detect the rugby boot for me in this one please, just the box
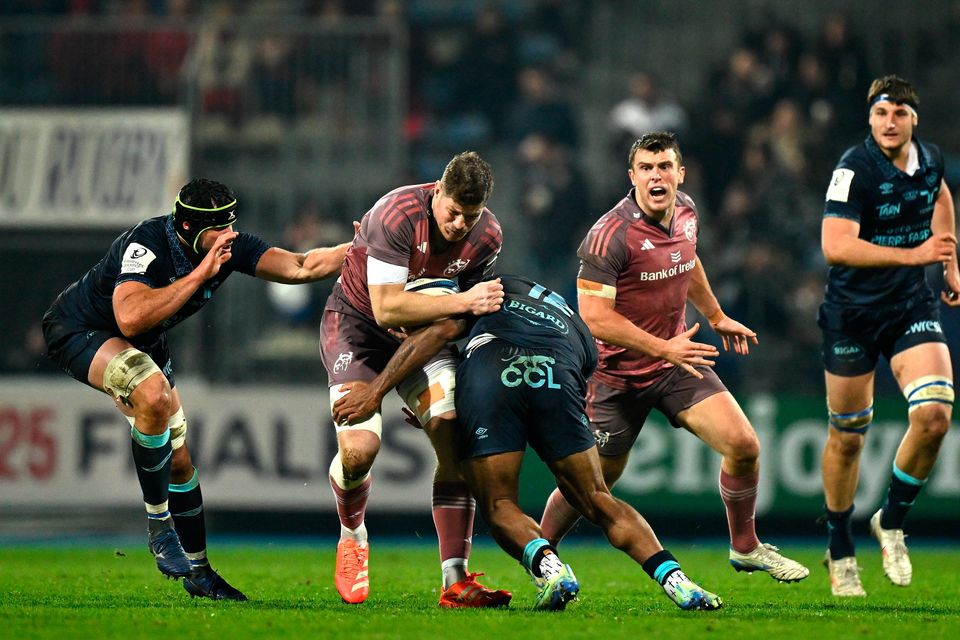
[533,564,579,611]
[729,542,810,582]
[870,509,912,586]
[335,538,369,604]
[183,564,248,600]
[147,518,192,578]
[439,572,512,608]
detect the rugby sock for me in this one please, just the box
[880,463,925,530]
[642,549,681,585]
[826,504,856,560]
[130,426,172,517]
[169,467,208,565]
[719,469,761,553]
[539,488,582,545]
[433,481,475,588]
[522,538,563,579]
[329,453,372,534]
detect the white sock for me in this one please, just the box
[442,558,468,589]
[340,523,368,544]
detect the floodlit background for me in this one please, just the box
[1,0,959,540]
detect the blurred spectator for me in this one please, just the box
[143,0,193,102]
[459,3,518,139]
[608,71,689,153]
[507,66,579,150]
[193,4,251,128]
[515,134,590,289]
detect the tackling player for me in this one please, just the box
[42,178,352,600]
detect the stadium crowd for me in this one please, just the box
[2,0,959,395]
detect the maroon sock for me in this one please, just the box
[330,474,372,531]
[719,468,761,553]
[432,481,475,562]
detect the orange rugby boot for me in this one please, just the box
[438,572,512,608]
[334,538,369,604]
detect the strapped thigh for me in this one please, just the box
[903,375,954,412]
[329,385,383,437]
[396,356,457,426]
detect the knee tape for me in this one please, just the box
[329,385,382,437]
[167,407,187,450]
[828,404,874,434]
[103,348,162,399]
[903,375,954,412]
[396,357,457,426]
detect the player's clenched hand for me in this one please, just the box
[197,230,238,280]
[710,314,759,355]
[942,260,960,307]
[660,323,720,379]
[332,381,382,425]
[462,278,504,315]
[913,232,957,266]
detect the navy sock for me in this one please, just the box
[880,465,925,530]
[130,428,172,508]
[642,549,681,585]
[826,505,856,560]
[169,468,207,558]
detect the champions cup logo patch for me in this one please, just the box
[683,219,697,242]
[443,258,470,276]
[120,243,157,275]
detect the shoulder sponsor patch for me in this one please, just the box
[120,242,157,275]
[825,168,855,203]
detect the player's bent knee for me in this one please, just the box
[909,403,951,440]
[904,375,954,413]
[829,404,874,434]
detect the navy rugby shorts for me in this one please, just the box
[41,307,175,389]
[818,293,945,377]
[455,339,595,462]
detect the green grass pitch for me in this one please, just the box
[2,540,958,639]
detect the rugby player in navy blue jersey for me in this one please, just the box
[42,178,353,600]
[331,275,722,611]
[819,75,958,596]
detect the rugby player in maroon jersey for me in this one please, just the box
[538,132,809,583]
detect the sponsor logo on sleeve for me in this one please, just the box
[120,243,157,275]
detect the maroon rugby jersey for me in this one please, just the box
[338,182,502,317]
[577,188,700,389]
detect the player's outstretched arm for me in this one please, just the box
[686,258,758,354]
[255,224,358,284]
[112,231,236,337]
[578,280,718,378]
[332,319,465,425]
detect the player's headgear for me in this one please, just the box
[173,178,238,253]
[867,75,919,115]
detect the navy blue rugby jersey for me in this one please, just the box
[823,135,945,306]
[48,214,269,347]
[466,275,598,378]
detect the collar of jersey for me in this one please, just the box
[865,134,931,180]
[165,214,196,277]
